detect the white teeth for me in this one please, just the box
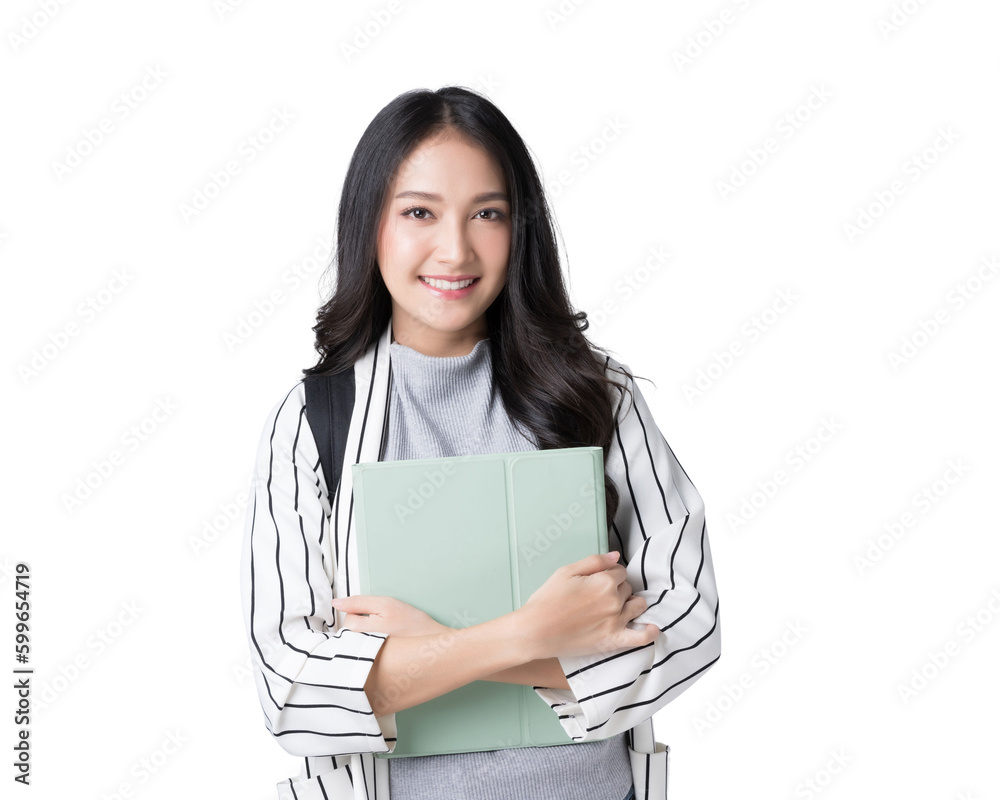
[420,277,476,290]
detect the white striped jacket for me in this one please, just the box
[240,316,722,799]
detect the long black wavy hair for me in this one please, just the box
[302,86,636,524]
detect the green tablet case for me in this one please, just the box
[351,446,611,759]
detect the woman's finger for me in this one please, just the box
[621,593,650,624]
[615,577,633,606]
[332,594,384,614]
[341,612,374,630]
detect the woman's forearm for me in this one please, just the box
[425,622,570,688]
[480,658,571,689]
[364,611,541,716]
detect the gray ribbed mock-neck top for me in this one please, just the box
[383,336,633,800]
[384,337,536,461]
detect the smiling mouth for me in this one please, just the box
[419,276,480,290]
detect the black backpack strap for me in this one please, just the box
[303,369,356,501]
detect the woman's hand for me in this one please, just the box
[333,595,452,638]
[514,550,660,660]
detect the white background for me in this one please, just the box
[3,1,999,798]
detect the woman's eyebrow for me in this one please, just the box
[394,189,509,203]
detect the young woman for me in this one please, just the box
[240,86,721,800]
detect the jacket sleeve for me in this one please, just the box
[239,381,396,757]
[532,358,722,741]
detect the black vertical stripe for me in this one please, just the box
[613,417,648,542]
[273,403,314,657]
[693,520,707,588]
[360,755,370,800]
[343,337,381,598]
[248,491,288,711]
[293,405,318,627]
[666,513,690,592]
[249,385,304,691]
[267,391,294,650]
[636,534,652,592]
[630,382,672,526]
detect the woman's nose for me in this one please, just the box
[435,218,473,264]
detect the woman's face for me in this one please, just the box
[376,129,511,357]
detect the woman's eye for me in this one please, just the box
[401,206,431,219]
[477,208,506,221]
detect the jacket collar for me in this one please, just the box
[333,315,394,598]
[352,314,394,466]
